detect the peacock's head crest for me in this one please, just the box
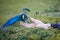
[23,8,30,13]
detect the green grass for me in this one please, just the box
[0,0,60,40]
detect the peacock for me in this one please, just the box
[0,8,30,30]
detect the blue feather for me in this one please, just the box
[2,15,20,28]
[1,8,30,30]
[1,14,28,29]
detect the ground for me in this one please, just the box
[0,0,60,40]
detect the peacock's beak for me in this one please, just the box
[24,20,27,23]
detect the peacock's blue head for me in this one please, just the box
[23,8,30,13]
[21,14,28,22]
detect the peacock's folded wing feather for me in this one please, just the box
[2,15,20,28]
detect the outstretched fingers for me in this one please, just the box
[20,22,35,28]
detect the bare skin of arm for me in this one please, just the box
[20,18,51,30]
[20,22,36,28]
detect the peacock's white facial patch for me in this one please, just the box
[22,15,25,20]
